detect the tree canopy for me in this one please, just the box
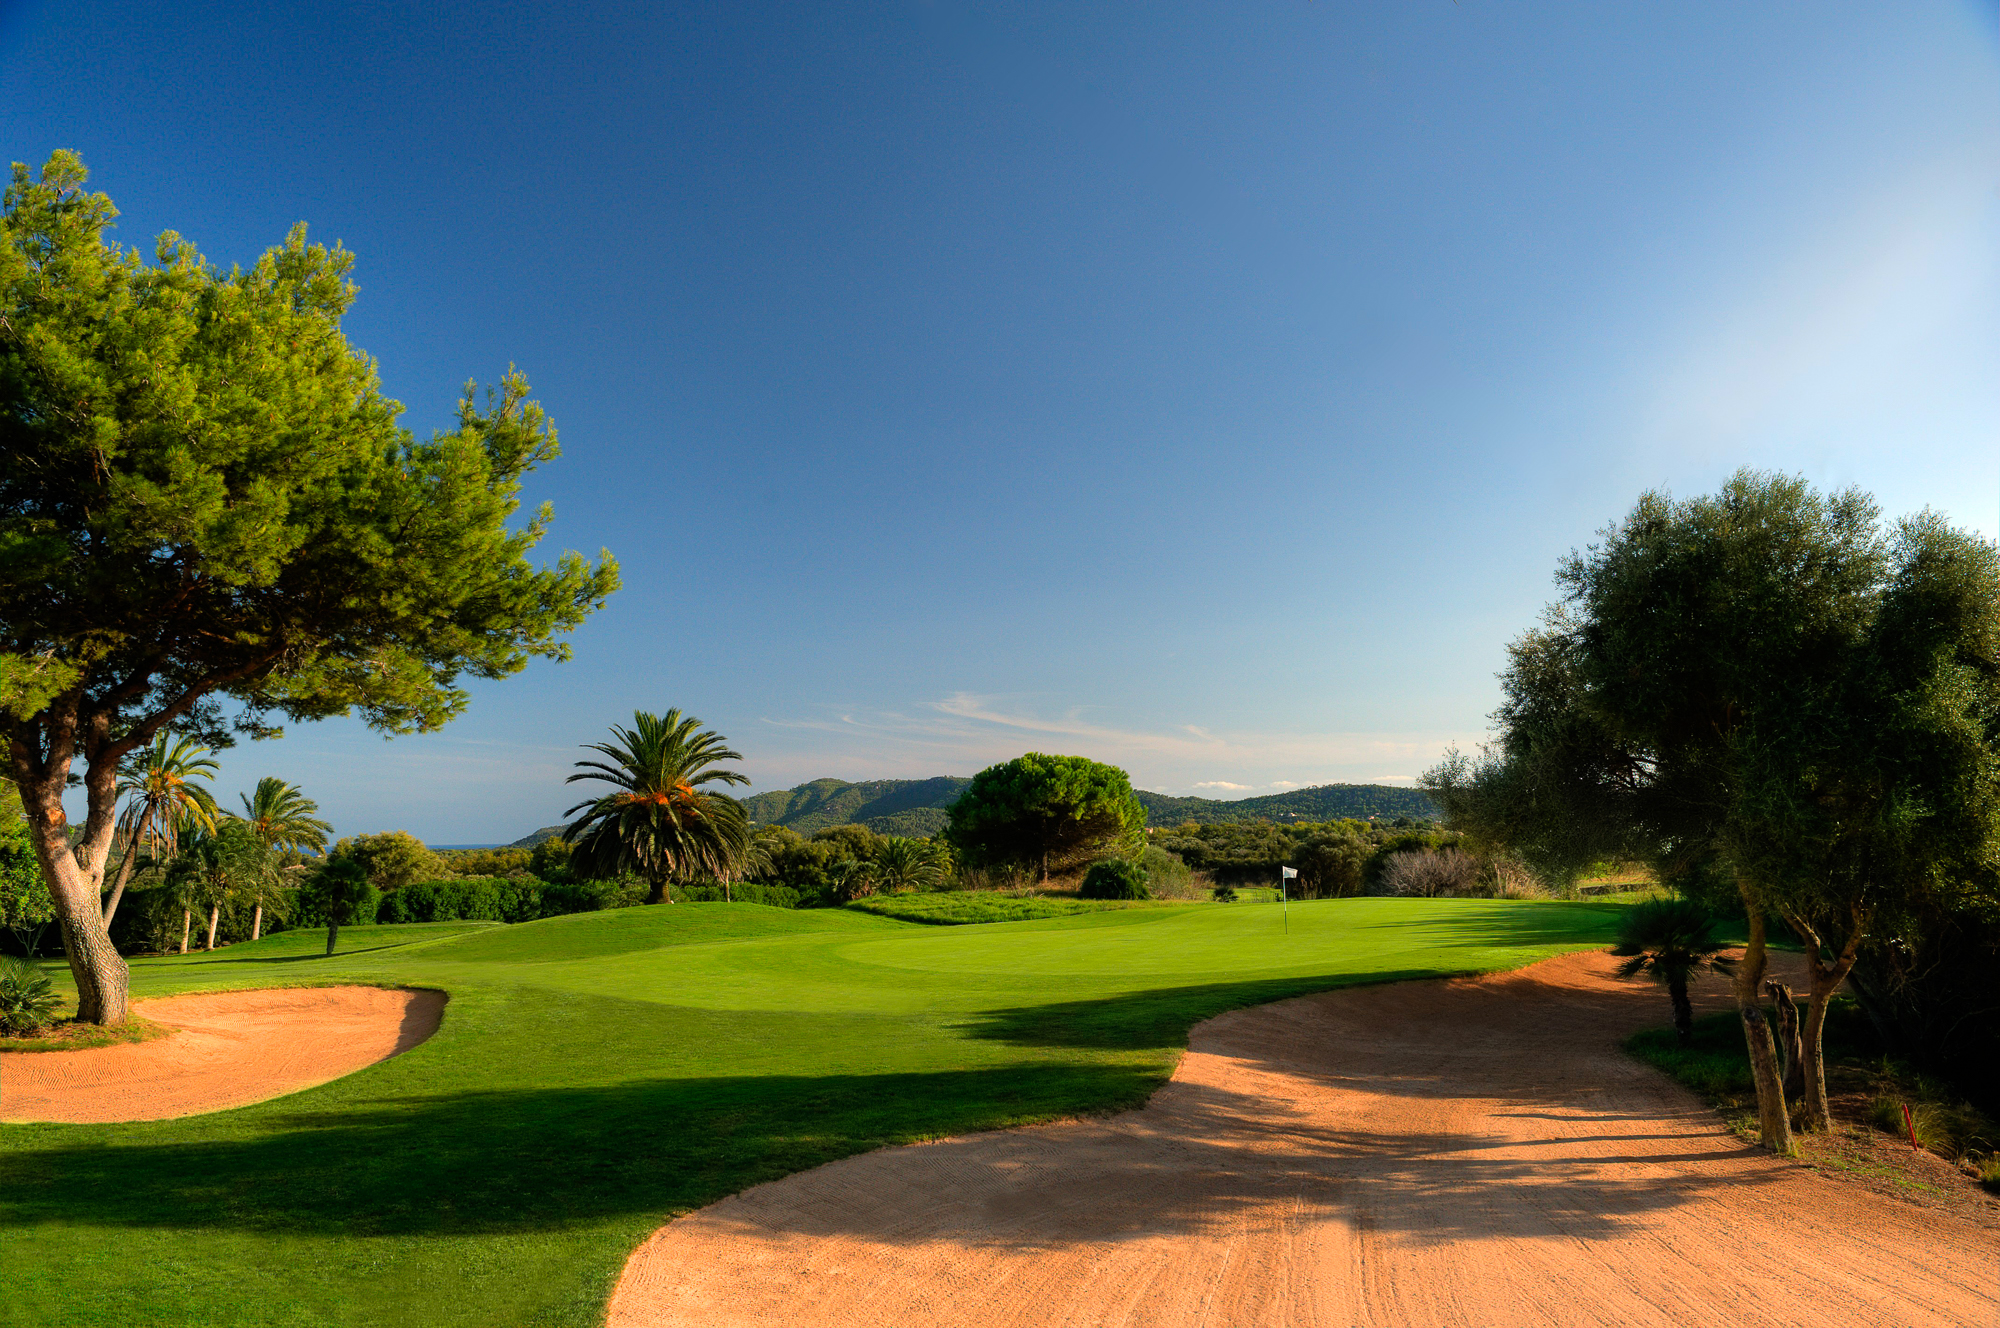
[946,753,1145,880]
[0,151,617,1020]
[1423,471,2000,1149]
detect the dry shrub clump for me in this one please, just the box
[1380,848,1482,898]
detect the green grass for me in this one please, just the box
[2,896,1628,1328]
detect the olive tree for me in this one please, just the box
[1424,473,2000,1150]
[0,153,618,1021]
[946,753,1145,881]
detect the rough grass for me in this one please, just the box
[5,896,1629,1328]
[0,1010,173,1053]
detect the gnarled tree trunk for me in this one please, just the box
[1734,902,1794,1153]
[1787,907,1864,1134]
[1766,980,1804,1100]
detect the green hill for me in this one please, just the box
[739,776,972,835]
[509,777,1435,846]
[1135,784,1437,826]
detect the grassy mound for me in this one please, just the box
[844,891,1152,925]
[5,896,1627,1327]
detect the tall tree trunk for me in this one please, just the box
[1766,981,1805,1100]
[13,745,130,1023]
[180,908,191,954]
[1668,975,1695,1045]
[101,814,149,926]
[326,921,339,956]
[1788,908,1863,1134]
[204,903,219,951]
[646,875,671,905]
[251,902,263,942]
[1733,902,1794,1153]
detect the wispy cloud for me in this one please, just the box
[747,692,1458,795]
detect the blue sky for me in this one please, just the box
[7,1,1998,841]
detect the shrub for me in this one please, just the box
[1379,848,1482,898]
[293,867,382,929]
[1211,885,1238,903]
[1079,857,1151,901]
[1139,845,1199,899]
[0,956,60,1035]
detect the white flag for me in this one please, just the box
[1281,866,1298,879]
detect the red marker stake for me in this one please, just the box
[1902,1102,1921,1151]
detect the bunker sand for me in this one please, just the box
[0,986,444,1123]
[610,950,1996,1327]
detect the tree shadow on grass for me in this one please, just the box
[0,1061,1778,1248]
[0,1063,1162,1239]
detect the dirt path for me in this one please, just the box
[609,951,1998,1328]
[0,986,444,1123]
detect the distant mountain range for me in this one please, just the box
[509,777,1435,846]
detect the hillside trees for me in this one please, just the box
[946,754,1145,881]
[0,152,618,1020]
[562,710,752,904]
[1422,473,2000,1149]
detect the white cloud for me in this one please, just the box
[1194,781,1252,791]
[1268,780,1300,789]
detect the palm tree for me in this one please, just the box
[872,837,947,894]
[102,734,220,927]
[561,710,752,905]
[238,778,332,940]
[1610,897,1738,1045]
[827,856,877,903]
[165,820,269,952]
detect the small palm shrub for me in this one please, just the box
[1610,897,1736,1045]
[0,956,60,1036]
[1079,857,1151,901]
[1211,885,1238,903]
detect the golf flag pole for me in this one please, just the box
[1280,866,1297,935]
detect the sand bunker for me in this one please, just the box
[609,950,1997,1328]
[0,986,444,1123]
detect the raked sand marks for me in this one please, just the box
[609,950,1997,1328]
[0,986,445,1123]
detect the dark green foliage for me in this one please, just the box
[527,837,574,882]
[1079,857,1152,901]
[1152,819,1461,894]
[1211,886,1238,903]
[0,955,58,1034]
[947,754,1146,879]
[377,879,515,925]
[294,861,381,930]
[857,808,951,837]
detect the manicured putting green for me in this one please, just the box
[2,896,1627,1328]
